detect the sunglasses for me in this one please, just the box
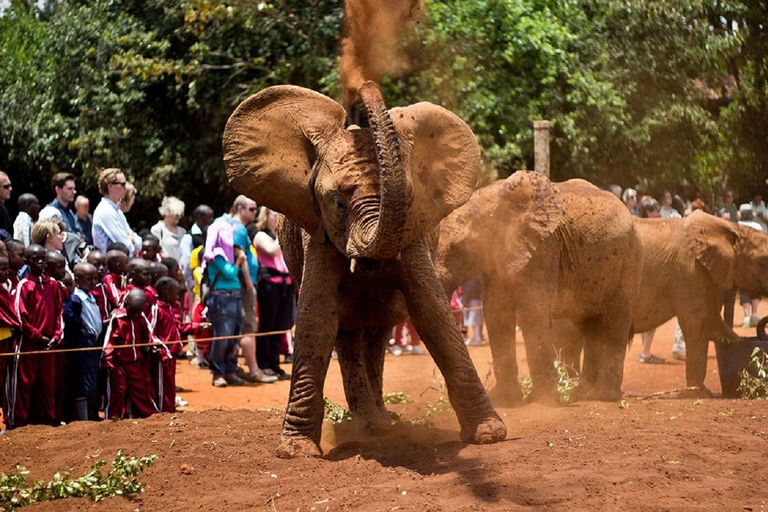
[0,184,11,189]
[248,207,258,212]
[111,181,127,187]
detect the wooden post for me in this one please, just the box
[533,120,550,178]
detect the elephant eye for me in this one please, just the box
[333,195,348,211]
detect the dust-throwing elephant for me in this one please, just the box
[629,211,768,396]
[223,82,506,458]
[435,171,642,405]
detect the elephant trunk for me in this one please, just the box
[346,81,409,260]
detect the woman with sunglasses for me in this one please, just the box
[92,168,141,256]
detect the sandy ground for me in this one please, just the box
[1,311,768,511]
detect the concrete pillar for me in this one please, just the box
[533,120,550,178]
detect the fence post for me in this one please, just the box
[533,120,550,178]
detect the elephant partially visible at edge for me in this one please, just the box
[223,82,506,458]
[435,171,642,405]
[626,211,768,396]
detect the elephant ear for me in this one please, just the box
[684,209,738,289]
[390,103,481,242]
[223,85,347,234]
[497,171,563,274]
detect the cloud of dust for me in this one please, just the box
[340,0,424,105]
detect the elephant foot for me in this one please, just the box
[526,387,561,407]
[275,435,323,459]
[459,414,507,445]
[680,386,713,399]
[354,408,393,436]
[571,384,621,403]
[488,384,525,408]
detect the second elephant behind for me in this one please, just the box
[436,171,642,405]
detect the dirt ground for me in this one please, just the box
[2,309,768,511]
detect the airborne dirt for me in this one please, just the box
[2,313,768,511]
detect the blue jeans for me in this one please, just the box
[208,290,242,376]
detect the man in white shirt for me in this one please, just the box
[749,193,768,232]
[92,168,141,256]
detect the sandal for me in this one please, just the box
[637,354,665,364]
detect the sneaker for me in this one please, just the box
[212,375,228,388]
[224,372,245,386]
[175,396,189,407]
[245,369,278,384]
[751,316,760,328]
[388,345,403,356]
[671,346,686,361]
[743,318,752,329]
[410,345,426,355]
[637,354,665,364]
[277,372,291,381]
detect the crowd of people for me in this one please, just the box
[0,168,297,429]
[609,184,768,364]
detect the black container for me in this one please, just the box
[714,337,768,397]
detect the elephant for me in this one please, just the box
[627,210,768,396]
[222,82,506,458]
[434,171,642,405]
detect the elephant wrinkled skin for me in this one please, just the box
[223,82,506,457]
[630,211,768,396]
[435,171,642,405]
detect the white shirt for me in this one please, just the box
[12,211,34,247]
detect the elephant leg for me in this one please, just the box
[336,327,391,435]
[517,311,560,405]
[483,282,524,407]
[399,241,506,444]
[574,309,629,402]
[276,246,341,459]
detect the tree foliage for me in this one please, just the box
[0,0,766,225]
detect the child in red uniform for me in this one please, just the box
[86,250,111,323]
[125,258,158,326]
[6,239,25,291]
[0,254,21,426]
[46,250,70,423]
[153,277,209,412]
[7,244,63,429]
[103,249,129,311]
[102,289,160,419]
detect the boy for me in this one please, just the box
[104,249,129,311]
[125,258,158,325]
[153,277,209,411]
[149,261,168,286]
[141,235,163,263]
[6,239,26,290]
[0,253,20,425]
[102,289,160,419]
[46,250,70,423]
[86,249,110,323]
[7,244,63,428]
[63,262,102,421]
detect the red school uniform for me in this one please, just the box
[152,300,201,413]
[0,280,21,425]
[7,274,63,428]
[53,280,70,423]
[124,284,158,327]
[103,272,127,311]
[101,308,160,420]
[89,282,111,323]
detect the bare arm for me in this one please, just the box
[253,231,281,256]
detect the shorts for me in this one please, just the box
[740,292,761,305]
[241,285,257,334]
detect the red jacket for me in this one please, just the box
[102,308,166,366]
[154,300,200,357]
[124,284,158,326]
[14,274,63,345]
[103,273,126,310]
[0,281,20,331]
[90,282,111,322]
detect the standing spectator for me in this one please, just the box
[151,196,187,262]
[750,193,768,232]
[461,274,485,346]
[92,168,141,256]
[0,253,20,419]
[253,207,294,380]
[6,244,63,429]
[75,195,93,246]
[606,184,622,200]
[13,193,40,247]
[738,204,763,328]
[637,198,665,364]
[179,204,213,313]
[659,190,681,218]
[622,188,639,217]
[721,189,739,223]
[0,172,14,237]
[47,173,82,238]
[63,262,103,421]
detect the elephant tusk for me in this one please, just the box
[350,257,358,274]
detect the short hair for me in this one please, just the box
[97,168,123,195]
[74,195,89,208]
[106,241,130,255]
[194,204,213,219]
[639,198,660,218]
[158,196,185,217]
[142,234,160,246]
[230,194,253,216]
[161,257,179,274]
[17,193,39,211]
[30,220,61,246]
[5,239,23,253]
[154,276,179,298]
[51,172,76,191]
